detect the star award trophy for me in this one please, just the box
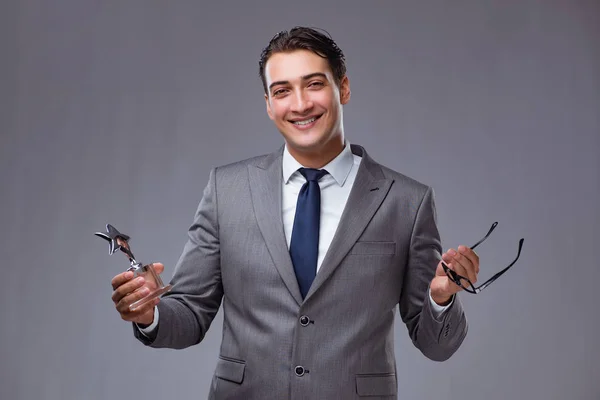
[95,224,172,311]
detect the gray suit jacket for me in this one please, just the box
[134,144,467,399]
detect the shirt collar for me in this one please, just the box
[282,141,354,186]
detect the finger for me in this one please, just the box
[439,260,464,295]
[440,252,460,281]
[119,297,159,322]
[126,296,159,318]
[458,245,480,274]
[436,254,450,276]
[449,249,477,285]
[116,286,152,315]
[442,250,467,276]
[111,271,134,291]
[441,251,453,266]
[444,248,470,284]
[441,249,466,288]
[449,249,476,284]
[112,276,146,304]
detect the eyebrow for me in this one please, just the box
[268,72,328,91]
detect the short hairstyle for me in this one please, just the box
[259,26,347,94]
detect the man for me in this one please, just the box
[111,27,479,399]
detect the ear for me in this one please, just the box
[339,75,351,105]
[265,94,275,120]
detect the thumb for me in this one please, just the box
[149,262,165,274]
[435,260,447,277]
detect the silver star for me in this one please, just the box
[94,224,130,255]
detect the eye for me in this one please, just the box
[273,88,288,97]
[308,81,324,88]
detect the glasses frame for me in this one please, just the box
[441,222,524,294]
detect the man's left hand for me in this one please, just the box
[430,245,480,306]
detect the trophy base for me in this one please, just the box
[129,284,172,311]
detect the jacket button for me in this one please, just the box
[299,315,310,326]
[294,366,305,376]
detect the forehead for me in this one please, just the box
[264,49,332,85]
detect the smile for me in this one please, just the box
[289,115,322,129]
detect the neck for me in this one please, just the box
[287,137,345,169]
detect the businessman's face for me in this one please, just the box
[264,50,350,159]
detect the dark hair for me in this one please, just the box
[259,26,347,94]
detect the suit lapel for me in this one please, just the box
[305,145,393,301]
[248,146,303,305]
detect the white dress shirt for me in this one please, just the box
[139,142,450,335]
[282,141,360,271]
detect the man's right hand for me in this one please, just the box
[111,263,164,326]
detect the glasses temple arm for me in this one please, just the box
[470,221,498,251]
[476,238,525,291]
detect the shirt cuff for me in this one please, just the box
[429,288,453,316]
[136,306,159,337]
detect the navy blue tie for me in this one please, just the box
[290,168,329,299]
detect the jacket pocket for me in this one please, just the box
[355,373,396,397]
[350,241,396,255]
[215,356,246,384]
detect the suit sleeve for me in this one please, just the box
[133,167,223,349]
[398,186,468,361]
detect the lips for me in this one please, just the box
[289,114,322,130]
[292,116,317,125]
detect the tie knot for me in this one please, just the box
[299,168,328,182]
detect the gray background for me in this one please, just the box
[1,1,598,399]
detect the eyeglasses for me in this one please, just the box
[441,222,524,294]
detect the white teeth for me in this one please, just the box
[293,117,316,125]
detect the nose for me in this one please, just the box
[290,90,313,113]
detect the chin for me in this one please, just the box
[285,134,328,152]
